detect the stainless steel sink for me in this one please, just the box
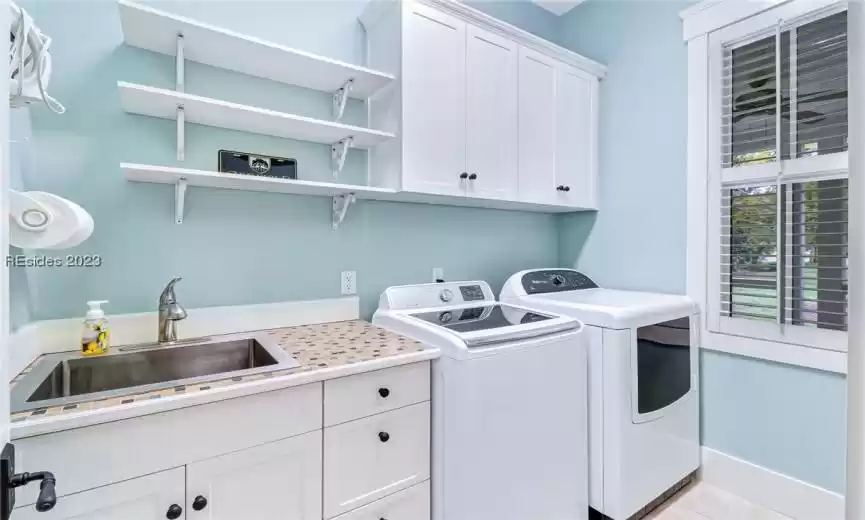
[11,333,299,413]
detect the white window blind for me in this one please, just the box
[717,9,848,334]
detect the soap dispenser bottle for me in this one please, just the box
[82,300,110,356]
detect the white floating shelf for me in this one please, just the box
[118,0,394,99]
[118,82,395,149]
[122,163,400,199]
[123,163,587,226]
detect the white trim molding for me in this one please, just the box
[680,0,795,41]
[701,447,845,520]
[702,331,847,374]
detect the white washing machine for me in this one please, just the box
[373,281,589,520]
[501,269,699,520]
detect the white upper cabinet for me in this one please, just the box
[402,4,467,196]
[518,48,558,205]
[555,63,599,209]
[465,25,519,201]
[362,0,605,211]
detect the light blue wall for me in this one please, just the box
[557,0,848,493]
[466,0,562,43]
[15,0,561,322]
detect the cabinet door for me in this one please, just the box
[556,63,599,209]
[13,468,185,520]
[323,402,430,518]
[465,25,518,200]
[402,3,467,196]
[517,47,558,204]
[186,431,322,520]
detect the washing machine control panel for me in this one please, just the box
[381,281,495,310]
[522,269,597,294]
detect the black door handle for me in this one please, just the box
[166,504,183,519]
[193,495,208,511]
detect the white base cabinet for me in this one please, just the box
[186,432,323,520]
[12,468,185,520]
[13,362,432,520]
[362,0,604,210]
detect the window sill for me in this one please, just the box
[702,331,847,374]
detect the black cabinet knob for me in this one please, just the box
[166,504,183,519]
[378,387,390,398]
[459,172,468,179]
[565,186,571,192]
[468,173,478,180]
[193,495,208,511]
[557,185,566,191]
[379,431,390,443]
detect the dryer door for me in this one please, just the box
[629,317,693,423]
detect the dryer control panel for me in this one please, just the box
[521,269,598,294]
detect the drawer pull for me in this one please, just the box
[166,504,183,519]
[378,431,390,443]
[378,387,390,398]
[193,495,208,511]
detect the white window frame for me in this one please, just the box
[683,0,849,374]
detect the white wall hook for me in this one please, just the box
[332,78,354,121]
[10,189,52,232]
[175,178,188,224]
[331,136,353,178]
[332,193,356,230]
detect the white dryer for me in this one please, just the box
[501,269,699,520]
[374,281,589,520]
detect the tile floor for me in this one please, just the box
[643,482,791,520]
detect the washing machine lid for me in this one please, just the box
[501,269,696,329]
[405,303,577,347]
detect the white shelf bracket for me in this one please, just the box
[176,105,185,161]
[330,136,353,178]
[332,193,356,230]
[175,177,188,224]
[176,33,185,92]
[332,78,354,121]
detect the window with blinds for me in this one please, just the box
[718,9,848,334]
[722,11,847,167]
[721,179,848,331]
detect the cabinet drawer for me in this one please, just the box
[323,402,431,518]
[333,481,430,520]
[324,362,430,426]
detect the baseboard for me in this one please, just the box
[700,447,844,520]
[8,296,360,381]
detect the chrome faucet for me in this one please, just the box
[158,277,187,343]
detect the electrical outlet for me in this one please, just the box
[433,268,444,282]
[341,271,356,295]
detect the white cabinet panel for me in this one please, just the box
[323,402,431,518]
[186,431,322,520]
[556,64,599,209]
[332,481,430,520]
[402,3,466,196]
[518,48,558,204]
[13,468,185,520]
[324,362,430,427]
[465,25,518,200]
